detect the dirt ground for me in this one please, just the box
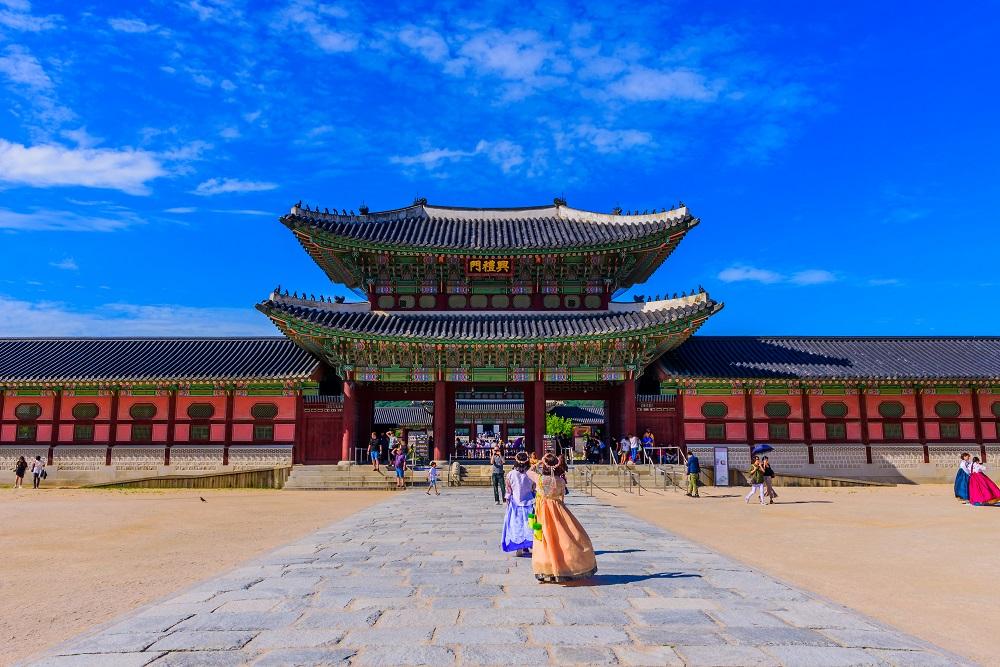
[0,488,389,666]
[599,483,998,665]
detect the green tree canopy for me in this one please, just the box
[545,413,573,437]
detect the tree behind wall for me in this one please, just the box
[546,413,573,438]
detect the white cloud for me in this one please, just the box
[60,127,102,148]
[474,139,524,173]
[0,0,58,31]
[108,17,157,33]
[0,140,166,195]
[718,265,838,286]
[280,0,359,53]
[193,177,279,196]
[0,207,133,231]
[574,124,653,154]
[389,147,474,169]
[210,209,273,216]
[164,207,197,214]
[717,265,783,284]
[391,140,526,173]
[790,269,836,285]
[868,278,902,287]
[0,44,52,89]
[0,296,275,336]
[220,79,237,92]
[219,126,241,139]
[398,25,449,63]
[50,257,78,270]
[456,29,557,80]
[609,67,719,102]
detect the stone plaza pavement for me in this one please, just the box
[34,490,965,667]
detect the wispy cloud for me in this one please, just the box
[0,44,52,89]
[164,207,197,214]
[0,207,135,232]
[390,140,526,173]
[718,265,837,286]
[0,0,59,31]
[193,177,279,196]
[608,67,719,102]
[278,0,359,53]
[0,295,275,336]
[0,140,166,194]
[50,257,78,270]
[868,278,902,287]
[108,17,158,33]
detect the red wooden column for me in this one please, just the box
[858,386,873,464]
[293,391,304,465]
[622,376,637,438]
[222,389,234,466]
[675,390,686,455]
[341,381,357,462]
[801,388,814,464]
[532,379,545,456]
[165,388,177,465]
[433,380,447,460]
[49,389,63,464]
[914,386,929,463]
[106,389,120,466]
[744,388,756,457]
[970,387,986,461]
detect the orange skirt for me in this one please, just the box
[531,497,598,582]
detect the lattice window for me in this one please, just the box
[825,422,846,440]
[253,424,275,442]
[189,424,211,442]
[992,402,1000,418]
[16,424,37,441]
[764,401,791,418]
[72,403,99,419]
[705,423,726,440]
[129,403,157,419]
[14,403,41,420]
[701,402,728,418]
[187,403,215,419]
[821,401,848,418]
[883,422,903,439]
[73,424,95,441]
[768,422,789,440]
[251,403,279,419]
[939,422,960,439]
[131,424,153,441]
[878,401,905,418]
[934,401,961,418]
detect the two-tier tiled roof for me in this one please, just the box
[282,200,695,251]
[655,336,1000,381]
[257,293,721,342]
[550,404,606,424]
[0,338,320,385]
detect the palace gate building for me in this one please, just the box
[2,199,999,484]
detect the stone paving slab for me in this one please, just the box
[32,490,968,666]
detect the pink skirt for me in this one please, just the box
[969,472,1000,506]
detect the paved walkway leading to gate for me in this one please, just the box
[35,491,963,667]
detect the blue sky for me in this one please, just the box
[0,1,997,336]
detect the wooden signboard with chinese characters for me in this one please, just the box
[466,258,512,276]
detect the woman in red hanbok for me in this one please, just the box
[968,457,1000,506]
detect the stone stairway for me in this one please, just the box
[284,464,426,490]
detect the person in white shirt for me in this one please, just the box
[30,456,45,489]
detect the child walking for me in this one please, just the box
[426,461,440,495]
[501,452,535,556]
[529,454,598,583]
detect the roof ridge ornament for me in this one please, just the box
[553,197,567,207]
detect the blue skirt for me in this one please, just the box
[955,470,970,500]
[501,501,535,552]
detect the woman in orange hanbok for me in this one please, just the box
[528,454,598,583]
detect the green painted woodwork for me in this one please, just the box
[821,384,846,395]
[763,385,790,395]
[11,389,45,396]
[877,386,904,395]
[128,389,159,396]
[247,388,286,396]
[72,388,100,396]
[932,384,964,394]
[695,385,733,396]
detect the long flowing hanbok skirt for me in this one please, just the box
[954,470,970,500]
[532,497,598,582]
[501,502,535,552]
[969,472,1000,506]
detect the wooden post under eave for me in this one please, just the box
[433,380,447,460]
[914,386,929,463]
[165,388,177,466]
[342,381,357,462]
[801,388,814,464]
[533,379,545,457]
[744,389,755,456]
[50,389,62,465]
[622,376,637,439]
[293,391,304,465]
[107,389,120,466]
[970,387,986,462]
[858,386,872,464]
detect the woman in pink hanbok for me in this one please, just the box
[968,457,1000,506]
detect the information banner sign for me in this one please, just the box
[713,447,729,487]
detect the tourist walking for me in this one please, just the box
[30,455,45,489]
[368,431,381,471]
[968,457,1000,506]
[629,433,641,463]
[954,452,972,502]
[426,461,440,495]
[393,447,407,489]
[686,451,700,497]
[529,454,598,583]
[745,456,766,505]
[501,452,535,556]
[761,456,777,504]
[618,436,629,465]
[12,455,27,489]
[490,446,505,505]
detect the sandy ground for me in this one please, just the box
[0,488,390,666]
[599,483,998,665]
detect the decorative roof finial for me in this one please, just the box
[612,206,622,215]
[324,207,329,214]
[698,284,705,293]
[334,295,345,304]
[294,200,302,209]
[553,196,567,207]
[341,209,347,215]
[359,202,369,215]
[413,196,427,206]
